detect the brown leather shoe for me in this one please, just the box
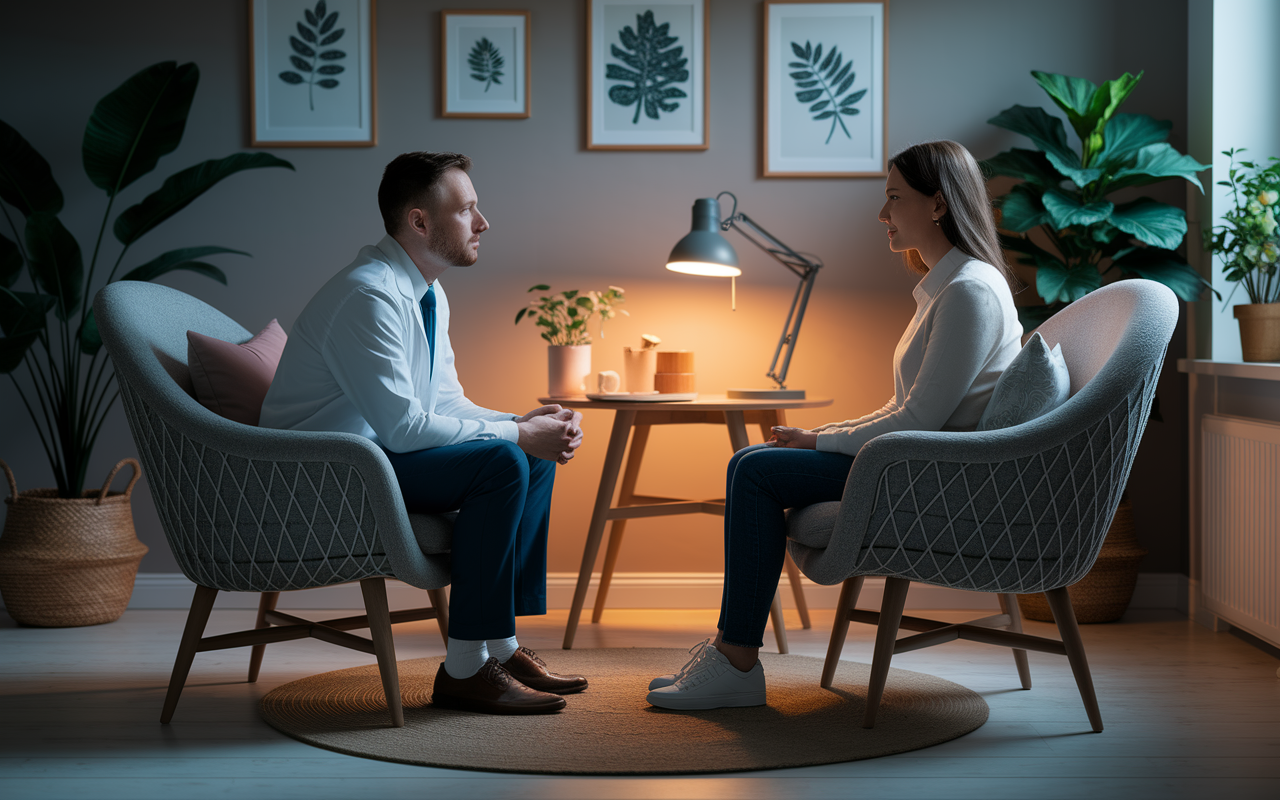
[502,646,589,695]
[431,657,566,714]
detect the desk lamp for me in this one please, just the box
[666,192,822,399]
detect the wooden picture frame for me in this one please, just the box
[441,10,531,118]
[587,0,708,150]
[763,1,886,177]
[250,0,377,147]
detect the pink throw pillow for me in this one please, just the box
[187,319,287,426]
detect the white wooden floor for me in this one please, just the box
[2,604,1279,800]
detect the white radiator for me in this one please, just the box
[1201,414,1280,647]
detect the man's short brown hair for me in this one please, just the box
[377,152,472,235]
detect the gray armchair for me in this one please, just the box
[95,281,455,727]
[785,279,1179,732]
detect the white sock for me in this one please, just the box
[444,638,489,679]
[487,636,519,663]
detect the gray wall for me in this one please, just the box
[0,0,1192,577]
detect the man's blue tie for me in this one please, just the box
[420,283,436,377]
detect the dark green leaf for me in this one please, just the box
[841,89,866,105]
[835,73,856,96]
[82,61,198,197]
[996,185,1051,232]
[78,308,101,356]
[607,11,689,123]
[790,71,814,80]
[814,111,836,120]
[1095,113,1171,168]
[316,1,327,20]
[279,72,304,84]
[1031,71,1099,140]
[0,232,20,287]
[515,307,527,324]
[788,61,809,69]
[791,42,806,60]
[796,89,823,103]
[981,148,1062,186]
[317,65,344,75]
[1108,143,1211,193]
[290,36,316,57]
[290,56,313,73]
[1109,199,1188,249]
[297,22,317,43]
[113,153,294,246]
[117,246,244,283]
[796,80,819,88]
[840,108,859,116]
[0,120,63,216]
[831,61,852,86]
[24,214,82,320]
[987,104,1099,185]
[0,333,37,373]
[1112,248,1210,301]
[810,100,830,113]
[1036,260,1101,304]
[317,79,339,89]
[1042,188,1114,229]
[529,284,550,291]
[320,28,344,46]
[0,288,54,337]
[305,8,318,26]
[320,11,338,34]
[819,47,834,72]
[319,50,346,60]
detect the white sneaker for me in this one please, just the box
[646,644,766,710]
[648,637,712,690]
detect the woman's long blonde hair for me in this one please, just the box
[890,140,1016,286]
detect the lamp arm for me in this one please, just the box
[716,198,822,390]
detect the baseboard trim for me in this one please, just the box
[0,571,1190,613]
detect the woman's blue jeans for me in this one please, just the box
[717,444,855,649]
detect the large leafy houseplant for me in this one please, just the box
[984,70,1213,328]
[0,61,293,497]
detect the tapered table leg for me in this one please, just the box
[593,424,651,623]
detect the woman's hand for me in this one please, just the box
[768,426,819,449]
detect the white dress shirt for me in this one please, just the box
[814,247,1023,457]
[260,234,519,452]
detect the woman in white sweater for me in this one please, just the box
[647,140,1024,710]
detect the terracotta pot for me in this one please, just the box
[0,459,148,627]
[1017,496,1147,624]
[1234,302,1280,362]
[547,344,591,398]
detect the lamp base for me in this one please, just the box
[727,388,806,400]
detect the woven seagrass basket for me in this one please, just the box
[0,458,148,627]
[1017,496,1147,624]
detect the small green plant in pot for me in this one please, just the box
[1203,148,1280,361]
[983,70,1213,330]
[515,285,627,397]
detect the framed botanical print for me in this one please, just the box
[763,1,886,176]
[441,10,531,118]
[587,0,708,150]
[250,0,378,146]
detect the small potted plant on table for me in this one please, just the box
[515,285,626,397]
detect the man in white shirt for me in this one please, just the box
[261,152,587,714]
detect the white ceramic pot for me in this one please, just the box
[547,345,591,397]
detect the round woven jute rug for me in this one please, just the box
[260,648,987,775]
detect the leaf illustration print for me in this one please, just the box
[278,0,347,111]
[605,10,689,124]
[468,37,505,92]
[788,41,867,144]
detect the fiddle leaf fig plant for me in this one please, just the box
[515,285,627,346]
[984,70,1214,328]
[0,61,294,496]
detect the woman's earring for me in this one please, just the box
[933,217,940,226]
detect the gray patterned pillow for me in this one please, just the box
[977,332,1070,431]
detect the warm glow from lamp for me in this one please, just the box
[665,261,742,277]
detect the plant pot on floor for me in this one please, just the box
[1234,303,1280,362]
[0,458,148,627]
[1017,496,1147,624]
[547,344,591,398]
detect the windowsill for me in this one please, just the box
[1177,359,1280,381]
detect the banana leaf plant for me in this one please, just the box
[0,61,293,497]
[983,70,1215,329]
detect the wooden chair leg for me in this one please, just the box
[822,576,864,689]
[863,577,910,729]
[427,588,449,646]
[247,591,279,683]
[998,592,1032,690]
[360,578,404,728]
[769,590,789,654]
[783,553,811,630]
[161,584,218,724]
[1044,586,1103,732]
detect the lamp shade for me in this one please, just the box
[666,198,742,277]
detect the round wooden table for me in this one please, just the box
[540,394,833,650]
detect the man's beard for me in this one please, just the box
[427,227,477,267]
